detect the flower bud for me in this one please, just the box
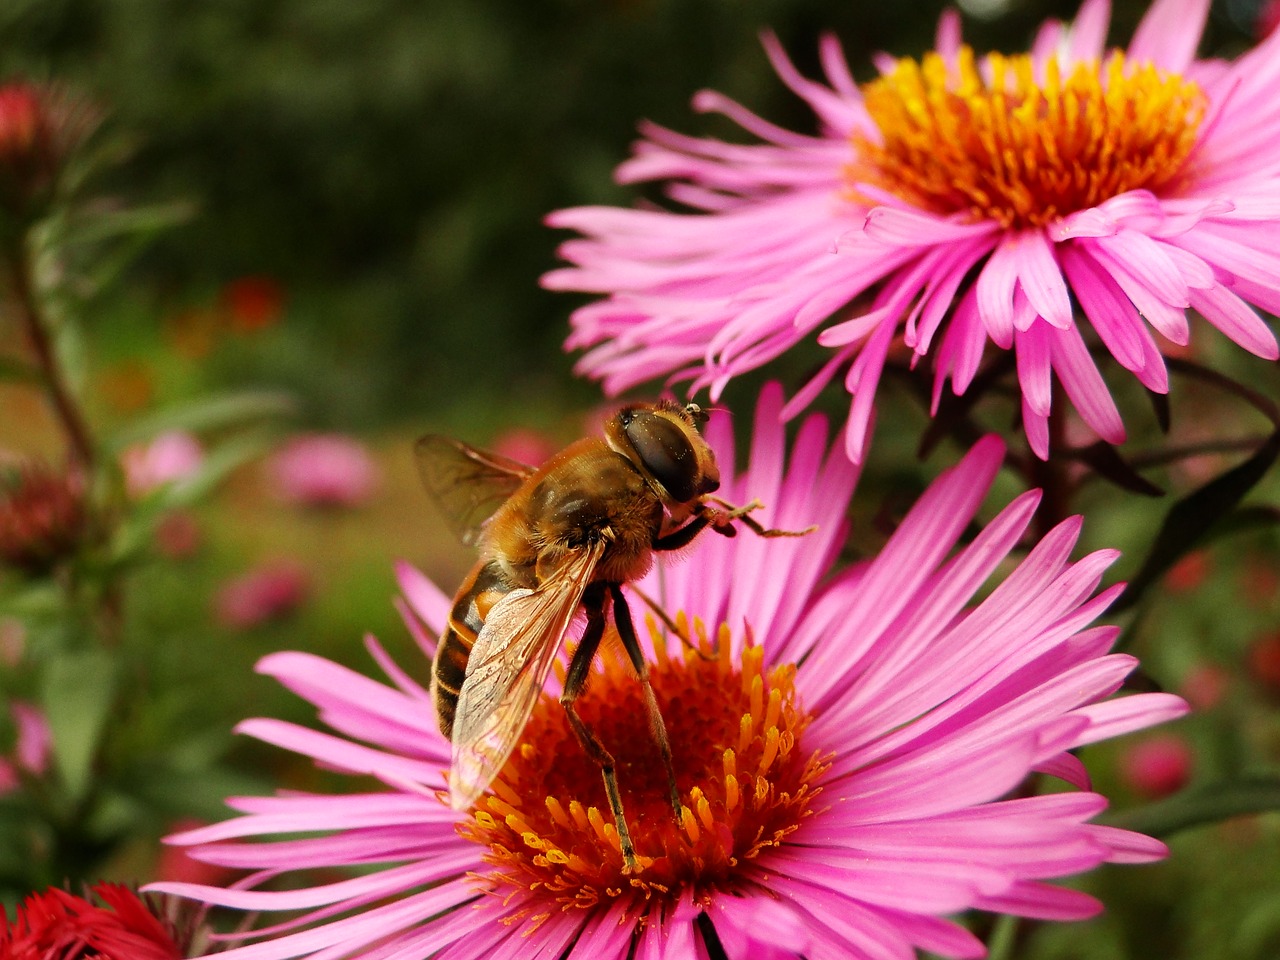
[0,461,86,575]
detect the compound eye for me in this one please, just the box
[624,411,700,503]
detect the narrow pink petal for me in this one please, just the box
[816,304,893,347]
[769,880,918,960]
[769,849,1010,914]
[976,239,1019,348]
[1049,322,1126,444]
[975,882,1103,921]
[1095,231,1189,307]
[1014,230,1073,328]
[709,895,812,956]
[933,286,987,404]
[1060,244,1162,382]
[1036,752,1092,789]
[236,718,444,787]
[861,206,999,246]
[935,8,963,58]
[1071,692,1190,746]
[1015,323,1053,417]
[1023,395,1050,460]
[1126,0,1210,72]
[1188,284,1280,359]
[395,561,452,634]
[1090,825,1169,863]
[1068,0,1112,65]
[842,318,895,462]
[781,345,854,420]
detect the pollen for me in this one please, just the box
[458,615,824,917]
[847,47,1206,229]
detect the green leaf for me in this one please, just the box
[1105,776,1280,838]
[41,650,118,801]
[985,915,1020,960]
[1075,441,1164,497]
[108,390,297,446]
[1113,430,1280,612]
[62,201,196,248]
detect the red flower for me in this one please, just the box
[221,276,285,333]
[0,883,182,960]
[0,81,95,222]
[0,461,85,575]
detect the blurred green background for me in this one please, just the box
[3,0,1280,957]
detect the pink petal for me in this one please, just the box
[1126,0,1211,73]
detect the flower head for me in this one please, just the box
[0,460,86,575]
[122,431,205,498]
[150,385,1185,959]
[214,560,310,631]
[0,81,95,224]
[545,0,1280,460]
[0,882,184,960]
[268,434,379,509]
[1119,733,1193,799]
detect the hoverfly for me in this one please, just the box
[417,400,812,871]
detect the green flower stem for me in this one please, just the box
[1104,777,1280,838]
[5,239,97,473]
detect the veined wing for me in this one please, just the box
[448,539,606,810]
[415,434,535,546]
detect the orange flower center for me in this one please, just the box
[847,47,1206,229]
[458,618,824,929]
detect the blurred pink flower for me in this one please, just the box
[0,700,51,797]
[214,560,310,630]
[153,387,1184,959]
[122,431,204,497]
[10,701,50,775]
[1179,662,1229,711]
[268,434,378,509]
[545,0,1280,460]
[1120,734,1193,798]
[1246,631,1280,699]
[153,510,202,559]
[491,426,558,467]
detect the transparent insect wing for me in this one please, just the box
[448,541,605,809]
[415,434,534,545]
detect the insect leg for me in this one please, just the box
[703,497,817,538]
[610,584,683,822]
[560,583,640,872]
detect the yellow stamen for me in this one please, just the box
[457,618,825,912]
[848,47,1206,228]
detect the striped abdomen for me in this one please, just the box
[432,560,515,739]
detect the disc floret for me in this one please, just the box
[459,616,824,923]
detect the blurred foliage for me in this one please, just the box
[0,0,1265,429]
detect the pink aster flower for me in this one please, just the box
[214,560,310,631]
[268,434,379,509]
[122,431,205,498]
[150,385,1186,959]
[1119,734,1193,799]
[545,0,1280,460]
